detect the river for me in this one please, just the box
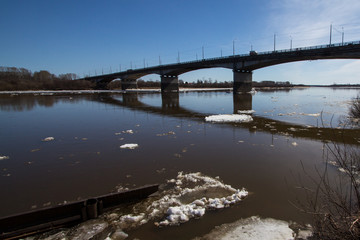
[0,87,359,239]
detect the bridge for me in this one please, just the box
[79,41,360,93]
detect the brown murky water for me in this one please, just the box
[0,88,359,239]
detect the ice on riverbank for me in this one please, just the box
[120,143,138,149]
[194,216,303,240]
[205,114,253,123]
[30,172,248,240]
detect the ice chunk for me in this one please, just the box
[205,114,253,123]
[120,143,139,149]
[291,142,298,146]
[122,130,134,134]
[0,156,9,160]
[42,137,54,141]
[41,172,248,239]
[300,113,320,117]
[237,110,255,114]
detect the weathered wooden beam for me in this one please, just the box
[0,184,158,239]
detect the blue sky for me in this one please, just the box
[1,0,360,85]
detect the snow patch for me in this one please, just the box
[120,143,139,149]
[0,156,9,160]
[205,114,253,123]
[195,216,295,240]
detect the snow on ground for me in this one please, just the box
[194,216,297,240]
[205,114,253,123]
[119,143,139,149]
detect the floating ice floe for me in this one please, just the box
[300,113,321,117]
[42,137,54,142]
[237,110,255,114]
[122,129,134,134]
[248,88,257,94]
[0,156,9,160]
[205,114,253,123]
[120,143,139,149]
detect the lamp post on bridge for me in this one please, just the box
[330,24,332,45]
[233,40,235,56]
[273,33,276,51]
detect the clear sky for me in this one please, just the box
[1,0,360,85]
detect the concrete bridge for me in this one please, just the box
[79,41,360,93]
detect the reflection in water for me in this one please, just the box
[233,93,252,113]
[122,92,140,105]
[162,92,179,110]
[0,94,89,112]
[96,93,360,146]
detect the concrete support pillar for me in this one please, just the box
[233,70,252,94]
[161,75,179,92]
[121,79,138,90]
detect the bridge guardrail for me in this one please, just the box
[81,40,360,79]
[158,40,360,67]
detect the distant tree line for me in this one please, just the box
[0,67,94,91]
[0,67,295,91]
[252,81,293,88]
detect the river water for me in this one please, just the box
[0,87,359,239]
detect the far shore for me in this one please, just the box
[1,85,360,95]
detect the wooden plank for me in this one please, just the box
[0,184,158,239]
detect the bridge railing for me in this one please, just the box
[82,40,360,79]
[159,40,360,67]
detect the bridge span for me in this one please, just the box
[79,41,360,93]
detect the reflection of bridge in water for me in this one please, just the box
[95,92,360,145]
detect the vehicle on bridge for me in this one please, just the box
[249,50,258,56]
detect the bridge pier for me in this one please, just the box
[233,70,252,94]
[121,79,138,90]
[161,75,179,92]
